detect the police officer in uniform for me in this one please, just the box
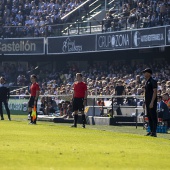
[143,68,157,137]
[0,77,11,120]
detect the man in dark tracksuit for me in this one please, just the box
[143,68,157,137]
[0,77,11,120]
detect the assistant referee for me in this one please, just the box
[71,73,87,128]
[28,74,40,124]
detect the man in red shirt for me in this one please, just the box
[71,73,87,128]
[28,74,40,124]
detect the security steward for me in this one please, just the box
[143,68,157,137]
[71,73,87,128]
[0,77,11,121]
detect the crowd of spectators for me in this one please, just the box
[1,59,170,116]
[1,59,170,121]
[1,0,170,37]
[103,0,170,32]
[0,0,88,37]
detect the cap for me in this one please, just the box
[142,68,152,74]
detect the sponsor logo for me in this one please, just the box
[167,29,170,43]
[7,103,23,111]
[98,34,130,49]
[0,41,36,52]
[133,31,164,47]
[62,38,82,53]
[133,31,141,47]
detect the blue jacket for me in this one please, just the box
[158,100,170,121]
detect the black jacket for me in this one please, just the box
[158,100,170,121]
[0,84,10,101]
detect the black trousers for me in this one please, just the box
[0,100,10,118]
[28,96,38,123]
[146,106,157,133]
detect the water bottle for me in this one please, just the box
[147,126,150,132]
[163,126,167,133]
[157,126,160,133]
[165,126,167,133]
[160,126,163,133]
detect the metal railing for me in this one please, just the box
[61,0,91,21]
[8,94,144,127]
[1,16,168,39]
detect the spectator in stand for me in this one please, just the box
[157,95,170,127]
[0,0,87,37]
[162,92,170,109]
[103,11,113,32]
[66,103,73,118]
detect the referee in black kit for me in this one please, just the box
[143,68,157,137]
[0,77,11,121]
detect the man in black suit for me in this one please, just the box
[0,77,11,120]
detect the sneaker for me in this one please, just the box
[1,117,4,120]
[70,124,77,128]
[82,124,85,128]
[145,132,152,136]
[28,122,33,125]
[151,133,157,137]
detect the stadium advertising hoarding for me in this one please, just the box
[48,26,166,54]
[96,31,131,51]
[47,34,96,54]
[0,38,45,55]
[132,27,165,48]
[1,26,168,55]
[166,26,170,46]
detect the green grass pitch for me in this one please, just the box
[0,115,170,170]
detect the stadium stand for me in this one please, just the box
[1,0,170,37]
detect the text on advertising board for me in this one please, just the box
[62,38,82,52]
[0,41,36,52]
[97,33,130,49]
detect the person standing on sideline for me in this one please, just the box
[115,80,125,115]
[0,77,11,120]
[28,74,40,124]
[143,68,157,137]
[71,73,87,128]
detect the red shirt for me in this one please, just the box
[164,98,170,108]
[73,81,87,98]
[30,82,40,96]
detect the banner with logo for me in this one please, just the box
[132,27,165,48]
[166,26,170,45]
[47,35,96,54]
[96,31,131,51]
[0,38,45,55]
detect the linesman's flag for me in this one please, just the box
[31,106,37,121]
